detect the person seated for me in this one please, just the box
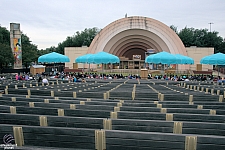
[74,77,81,82]
[184,78,189,82]
[25,74,29,80]
[73,76,77,82]
[38,76,42,82]
[81,78,86,83]
[69,75,73,82]
[29,75,35,80]
[42,77,48,84]
[0,76,5,80]
[18,76,21,80]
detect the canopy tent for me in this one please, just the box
[38,52,70,63]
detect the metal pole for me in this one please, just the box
[218,66,220,77]
[102,63,104,79]
[144,52,146,69]
[209,22,214,32]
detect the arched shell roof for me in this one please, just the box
[87,16,186,56]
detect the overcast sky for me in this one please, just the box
[0,0,224,49]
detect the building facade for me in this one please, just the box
[65,16,214,72]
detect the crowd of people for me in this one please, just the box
[149,74,215,82]
[8,71,223,83]
[47,71,219,82]
[49,72,129,80]
[15,73,35,81]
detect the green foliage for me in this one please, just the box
[0,26,10,45]
[217,40,225,53]
[178,27,195,47]
[21,34,38,68]
[37,49,50,56]
[169,25,178,34]
[55,27,100,54]
[0,26,14,69]
[0,43,14,68]
[171,25,224,53]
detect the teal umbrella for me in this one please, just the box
[145,51,181,64]
[200,53,225,76]
[175,54,194,64]
[75,54,93,63]
[87,51,120,64]
[86,51,120,78]
[75,54,94,72]
[75,55,85,63]
[200,53,225,65]
[38,52,70,63]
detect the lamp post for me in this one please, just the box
[209,22,214,32]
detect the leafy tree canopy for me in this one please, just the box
[0,26,10,45]
[170,25,224,53]
[55,27,100,54]
[0,26,14,69]
[0,43,14,69]
[21,34,38,68]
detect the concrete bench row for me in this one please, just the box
[1,99,225,115]
[1,113,225,136]
[1,124,224,150]
[1,94,225,114]
[1,105,225,123]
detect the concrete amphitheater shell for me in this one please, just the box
[87,16,187,59]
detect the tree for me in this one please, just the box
[178,27,195,47]
[176,26,224,53]
[0,26,10,45]
[0,43,14,70]
[0,26,14,71]
[170,25,178,34]
[21,34,38,68]
[55,27,100,54]
[203,31,223,53]
[37,49,49,56]
[217,41,225,53]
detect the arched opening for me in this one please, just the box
[87,16,187,70]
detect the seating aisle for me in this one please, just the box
[0,78,225,149]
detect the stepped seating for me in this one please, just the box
[1,113,225,136]
[0,78,225,149]
[0,124,95,149]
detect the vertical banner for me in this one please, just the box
[13,38,22,67]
